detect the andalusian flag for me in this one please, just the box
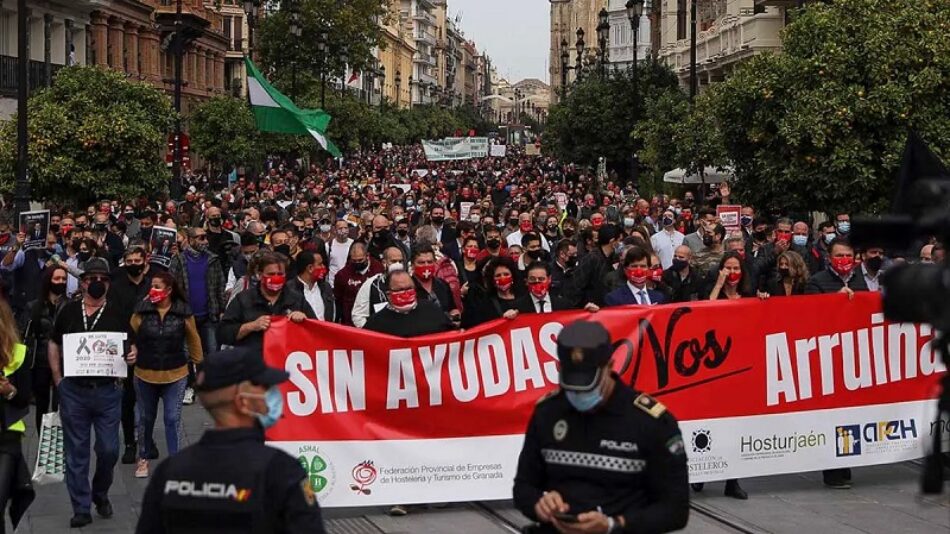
[244,57,342,158]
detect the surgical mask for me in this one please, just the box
[792,234,808,247]
[823,233,836,244]
[623,217,636,228]
[470,215,481,224]
[255,386,284,429]
[319,224,332,233]
[566,388,604,412]
[837,222,851,234]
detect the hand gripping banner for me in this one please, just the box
[263,293,947,507]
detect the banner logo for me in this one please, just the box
[739,431,827,461]
[296,446,336,498]
[554,420,568,442]
[350,460,377,495]
[692,429,712,453]
[835,425,861,457]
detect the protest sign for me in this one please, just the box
[459,202,474,221]
[62,332,128,378]
[19,210,49,251]
[264,294,944,507]
[717,205,742,232]
[422,138,490,161]
[149,226,177,269]
[490,145,507,158]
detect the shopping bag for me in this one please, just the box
[31,411,65,485]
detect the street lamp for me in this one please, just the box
[408,75,413,108]
[597,8,610,76]
[575,28,585,78]
[317,30,328,107]
[243,0,259,56]
[394,69,401,107]
[378,64,385,107]
[559,38,570,89]
[626,0,645,194]
[15,0,28,218]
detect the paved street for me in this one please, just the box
[13,402,949,533]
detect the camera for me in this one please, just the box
[851,132,950,494]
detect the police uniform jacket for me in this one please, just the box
[513,378,689,534]
[136,426,326,534]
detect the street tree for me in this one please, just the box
[0,66,175,204]
[708,0,949,213]
[189,96,259,174]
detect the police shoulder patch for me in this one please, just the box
[536,388,561,405]
[634,394,667,418]
[300,479,317,507]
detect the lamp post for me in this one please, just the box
[317,30,328,108]
[378,64,385,107]
[408,75,413,108]
[15,0,29,218]
[559,38,570,90]
[575,28,585,79]
[690,0,697,101]
[243,0,258,57]
[288,2,301,101]
[394,69,401,107]
[626,0,645,191]
[170,0,185,199]
[596,8,610,77]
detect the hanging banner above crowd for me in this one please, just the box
[263,294,945,507]
[422,137,490,161]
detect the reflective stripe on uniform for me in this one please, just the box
[4,344,26,433]
[541,448,646,474]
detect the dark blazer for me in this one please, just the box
[604,286,668,307]
[286,277,336,322]
[514,294,573,314]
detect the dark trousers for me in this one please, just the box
[823,468,853,484]
[58,379,122,515]
[122,366,135,446]
[31,366,58,433]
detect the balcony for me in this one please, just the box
[413,10,436,27]
[415,32,436,46]
[417,71,438,87]
[0,55,65,96]
[413,53,436,67]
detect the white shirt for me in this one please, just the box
[533,294,552,313]
[650,229,685,269]
[298,277,326,320]
[626,282,652,305]
[351,273,385,328]
[506,231,551,251]
[862,264,881,292]
[326,238,353,288]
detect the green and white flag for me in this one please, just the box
[245,57,342,158]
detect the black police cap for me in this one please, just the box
[196,347,289,392]
[557,320,612,392]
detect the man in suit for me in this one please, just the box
[429,205,456,250]
[516,262,572,314]
[605,246,668,306]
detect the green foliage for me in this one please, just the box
[546,63,679,171]
[705,0,949,213]
[257,0,387,95]
[0,66,175,204]
[189,96,258,170]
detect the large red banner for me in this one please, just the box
[264,293,942,442]
[262,293,946,506]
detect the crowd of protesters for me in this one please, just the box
[0,143,940,526]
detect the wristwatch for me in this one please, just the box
[605,516,620,533]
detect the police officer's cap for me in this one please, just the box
[557,320,612,392]
[196,347,289,391]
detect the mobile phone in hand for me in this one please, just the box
[554,512,579,524]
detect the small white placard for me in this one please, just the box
[62,332,128,378]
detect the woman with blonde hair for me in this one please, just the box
[761,250,810,298]
[0,298,35,530]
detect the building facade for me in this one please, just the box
[606,0,650,70]
[656,0,785,90]
[379,0,415,107]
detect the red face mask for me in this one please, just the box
[262,274,286,292]
[414,264,437,280]
[831,256,855,276]
[652,267,664,283]
[464,247,480,260]
[510,253,521,264]
[528,279,551,299]
[389,288,417,310]
[147,288,170,304]
[591,218,604,229]
[495,274,514,292]
[60,224,73,236]
[625,267,650,285]
[519,221,534,233]
[726,272,742,286]
[311,265,328,281]
[736,250,747,260]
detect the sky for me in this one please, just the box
[448,0,550,84]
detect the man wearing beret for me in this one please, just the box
[513,320,689,533]
[136,348,326,533]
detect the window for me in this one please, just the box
[677,0,687,40]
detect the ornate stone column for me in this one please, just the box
[108,17,125,70]
[90,13,109,67]
[125,23,139,77]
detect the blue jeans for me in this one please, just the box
[134,376,187,459]
[190,317,218,386]
[58,378,122,515]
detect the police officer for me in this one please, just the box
[136,348,326,533]
[513,320,689,534]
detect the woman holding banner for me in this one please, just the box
[461,256,523,328]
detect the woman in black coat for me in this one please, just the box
[21,266,69,432]
[461,256,524,328]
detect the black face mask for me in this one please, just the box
[397,229,408,238]
[49,224,60,235]
[126,264,145,277]
[274,244,291,257]
[702,234,714,247]
[562,229,575,238]
[208,218,222,228]
[752,230,767,242]
[86,280,107,299]
[565,257,578,269]
[865,256,884,272]
[486,238,501,249]
[431,216,444,225]
[508,218,518,227]
[351,260,368,272]
[778,267,791,278]
[77,251,92,263]
[526,249,543,260]
[140,227,153,241]
[50,282,67,296]
[373,230,389,241]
